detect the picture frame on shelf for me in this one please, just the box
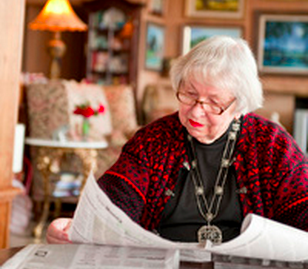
[149,0,165,16]
[257,14,308,75]
[182,25,243,54]
[185,0,244,19]
[145,22,165,71]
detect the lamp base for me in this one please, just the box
[48,32,66,79]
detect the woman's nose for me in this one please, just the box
[190,101,206,117]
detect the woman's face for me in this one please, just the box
[178,79,239,144]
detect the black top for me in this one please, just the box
[157,128,243,243]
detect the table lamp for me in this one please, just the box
[28,0,87,79]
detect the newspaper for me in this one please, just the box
[68,172,308,263]
[1,244,179,269]
[69,172,207,262]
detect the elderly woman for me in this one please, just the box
[47,36,308,245]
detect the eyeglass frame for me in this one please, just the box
[176,91,236,115]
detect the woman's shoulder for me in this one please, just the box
[240,112,302,154]
[242,112,286,135]
[122,112,186,160]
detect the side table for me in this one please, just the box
[25,138,108,239]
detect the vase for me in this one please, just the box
[82,118,90,141]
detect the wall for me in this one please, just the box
[137,0,308,132]
[23,0,308,132]
[23,0,143,81]
[246,1,308,132]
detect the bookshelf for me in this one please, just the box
[84,0,143,86]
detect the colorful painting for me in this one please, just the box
[258,14,308,74]
[182,25,242,54]
[185,0,244,19]
[145,23,165,71]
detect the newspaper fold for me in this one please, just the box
[69,172,308,262]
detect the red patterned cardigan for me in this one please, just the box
[98,112,308,232]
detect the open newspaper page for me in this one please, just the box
[1,244,180,269]
[68,172,208,262]
[68,172,198,249]
[69,172,308,262]
[206,214,308,262]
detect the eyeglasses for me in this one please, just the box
[176,91,236,115]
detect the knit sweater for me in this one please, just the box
[98,112,308,232]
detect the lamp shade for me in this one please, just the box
[28,0,87,32]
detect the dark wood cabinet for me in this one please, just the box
[84,0,143,86]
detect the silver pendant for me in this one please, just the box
[198,225,222,245]
[195,187,204,195]
[205,212,213,222]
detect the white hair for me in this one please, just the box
[170,36,263,114]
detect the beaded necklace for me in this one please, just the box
[187,118,241,245]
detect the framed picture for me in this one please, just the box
[149,0,165,16]
[257,14,308,74]
[182,25,243,54]
[185,0,244,19]
[145,22,165,71]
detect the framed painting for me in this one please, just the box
[185,0,244,19]
[149,0,165,16]
[257,14,308,74]
[145,22,165,71]
[182,25,243,54]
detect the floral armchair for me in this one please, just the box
[25,79,139,201]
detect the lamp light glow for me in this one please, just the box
[28,0,87,78]
[29,0,87,32]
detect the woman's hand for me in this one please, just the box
[46,218,72,244]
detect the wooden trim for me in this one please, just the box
[0,0,26,249]
[0,188,23,203]
[262,75,308,97]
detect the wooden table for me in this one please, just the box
[0,247,22,265]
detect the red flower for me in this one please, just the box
[73,103,105,118]
[82,107,95,118]
[73,107,83,115]
[97,104,105,114]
